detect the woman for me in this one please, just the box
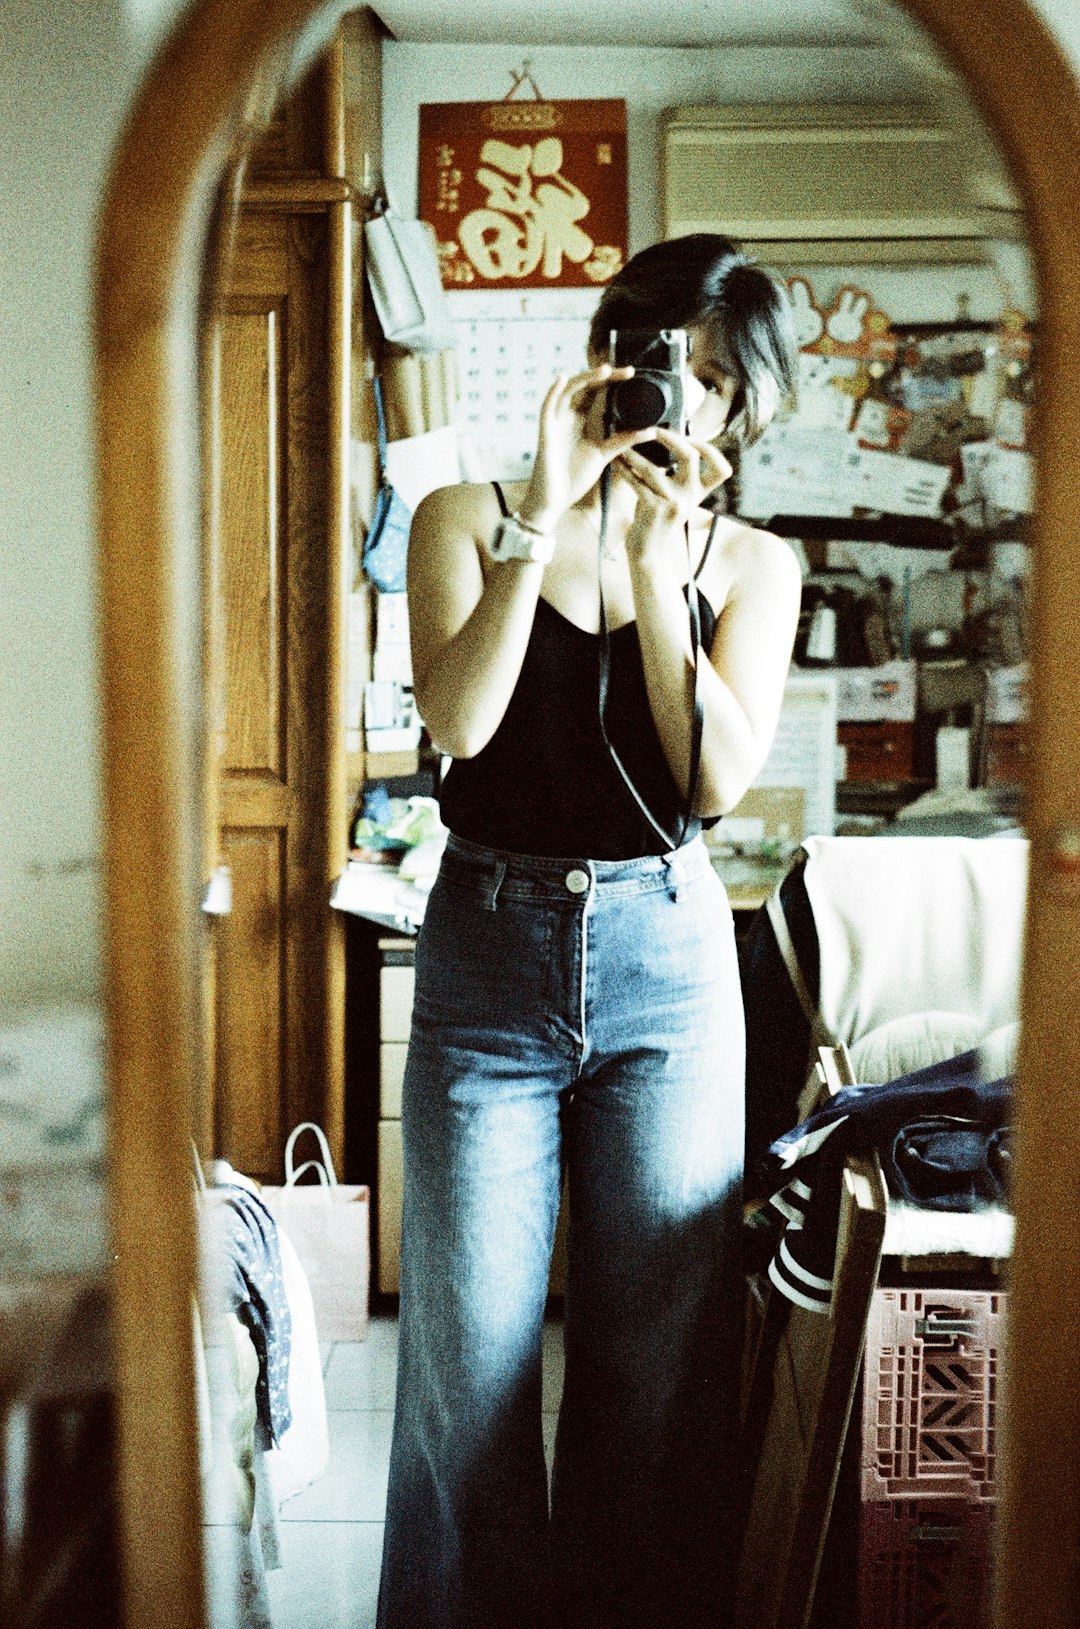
[377,235,801,1629]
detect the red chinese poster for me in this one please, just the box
[418,99,628,290]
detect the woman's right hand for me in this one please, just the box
[518,365,651,532]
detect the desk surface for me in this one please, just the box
[335,853,779,932]
[711,855,785,913]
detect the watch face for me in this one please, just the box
[492,518,522,558]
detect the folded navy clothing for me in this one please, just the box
[757,1048,1012,1314]
[212,1183,293,1445]
[888,1119,1011,1210]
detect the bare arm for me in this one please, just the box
[619,432,802,814]
[407,483,544,760]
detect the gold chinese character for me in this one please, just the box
[597,143,612,165]
[457,137,594,281]
[583,245,623,284]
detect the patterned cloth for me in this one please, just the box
[212,1182,293,1445]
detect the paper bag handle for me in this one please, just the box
[289,1159,332,1187]
[284,1121,339,1186]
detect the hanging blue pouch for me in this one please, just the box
[363,378,412,593]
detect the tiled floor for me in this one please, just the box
[254,1314,566,1629]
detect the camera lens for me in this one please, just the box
[610,374,672,431]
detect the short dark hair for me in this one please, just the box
[588,234,797,444]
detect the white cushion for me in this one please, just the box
[800,835,1027,1045]
[847,1010,984,1084]
[978,1021,1020,1080]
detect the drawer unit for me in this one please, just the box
[856,1285,1005,1629]
[380,964,415,1041]
[380,1041,408,1118]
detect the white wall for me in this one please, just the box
[382,43,921,252]
[382,40,1036,324]
[0,0,186,1011]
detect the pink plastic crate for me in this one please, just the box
[861,1287,1005,1504]
[858,1498,994,1629]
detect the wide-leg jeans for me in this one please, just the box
[376,834,746,1629]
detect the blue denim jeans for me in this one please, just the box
[376,834,745,1629]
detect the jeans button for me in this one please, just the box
[565,868,590,895]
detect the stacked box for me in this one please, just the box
[857,1287,1005,1629]
[859,1501,995,1629]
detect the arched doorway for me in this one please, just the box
[95,2,1080,1625]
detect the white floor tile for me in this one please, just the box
[542,1409,558,1476]
[542,1317,565,1412]
[265,1521,384,1629]
[281,1411,394,1523]
[324,1319,399,1411]
[233,1313,567,1620]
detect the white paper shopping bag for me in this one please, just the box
[260,1123,370,1341]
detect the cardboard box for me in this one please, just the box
[838,721,915,782]
[836,660,917,723]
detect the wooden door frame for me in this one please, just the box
[95,2,1080,1625]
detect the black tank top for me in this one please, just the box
[439,487,719,860]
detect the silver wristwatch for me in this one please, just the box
[486,510,556,565]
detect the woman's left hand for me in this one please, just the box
[616,429,733,570]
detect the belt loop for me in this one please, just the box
[665,850,683,902]
[479,858,507,911]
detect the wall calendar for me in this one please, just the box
[452,288,599,481]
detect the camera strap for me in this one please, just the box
[596,464,706,852]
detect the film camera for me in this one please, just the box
[605,329,690,467]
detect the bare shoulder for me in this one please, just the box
[722,518,802,583]
[705,516,803,608]
[408,481,500,625]
[412,480,504,545]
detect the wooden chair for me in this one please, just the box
[736,1045,887,1629]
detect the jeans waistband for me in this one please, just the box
[439,832,714,908]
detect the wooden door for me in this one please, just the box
[207,198,348,1179]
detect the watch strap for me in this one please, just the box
[488,511,556,564]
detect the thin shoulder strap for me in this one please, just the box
[694,511,722,582]
[492,480,510,517]
[373,377,389,478]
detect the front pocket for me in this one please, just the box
[413,880,557,1034]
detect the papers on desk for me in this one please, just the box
[984,445,1034,514]
[331,834,447,932]
[958,440,1034,518]
[849,448,951,517]
[739,426,861,519]
[331,862,429,932]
